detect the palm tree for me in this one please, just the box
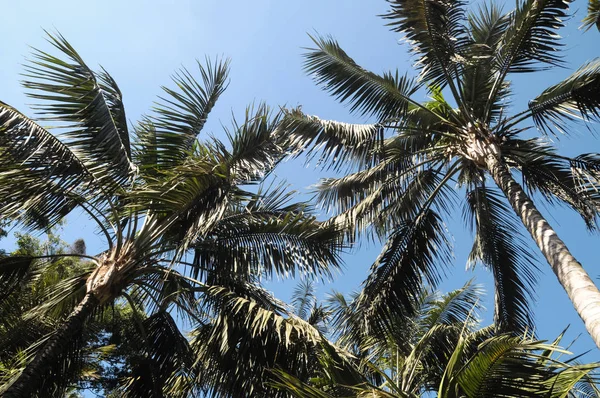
[280,0,600,346]
[0,33,344,396]
[272,283,600,397]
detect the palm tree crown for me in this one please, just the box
[281,0,600,345]
[0,33,345,396]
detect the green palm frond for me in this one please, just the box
[23,32,135,187]
[304,35,421,122]
[135,57,229,171]
[0,102,106,231]
[359,209,452,333]
[384,0,468,87]
[454,335,598,398]
[529,59,600,135]
[465,185,538,333]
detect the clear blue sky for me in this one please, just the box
[2,0,600,368]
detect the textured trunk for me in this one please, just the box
[486,153,600,348]
[4,293,99,397]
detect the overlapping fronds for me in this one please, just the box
[465,186,538,333]
[529,59,600,135]
[304,35,421,122]
[23,32,135,187]
[384,0,468,86]
[135,57,229,171]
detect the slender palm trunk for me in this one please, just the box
[486,153,600,348]
[4,293,99,397]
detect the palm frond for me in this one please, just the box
[384,0,468,86]
[495,0,570,73]
[213,103,285,183]
[292,279,317,320]
[0,102,107,230]
[135,57,230,170]
[462,3,511,122]
[191,187,345,282]
[582,0,600,31]
[281,108,384,170]
[118,311,193,398]
[421,280,483,329]
[529,59,600,135]
[465,185,538,333]
[505,139,600,230]
[358,209,453,334]
[23,31,135,186]
[455,335,598,397]
[304,35,421,122]
[191,283,324,397]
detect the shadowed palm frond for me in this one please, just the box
[384,0,468,87]
[529,59,600,135]
[359,209,453,334]
[462,2,511,122]
[465,185,538,333]
[0,102,112,231]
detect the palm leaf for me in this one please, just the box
[384,0,468,86]
[23,31,135,186]
[359,209,453,333]
[281,108,384,170]
[135,57,229,171]
[465,185,538,333]
[529,59,600,135]
[304,35,421,122]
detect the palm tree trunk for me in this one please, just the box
[486,153,600,348]
[4,292,99,397]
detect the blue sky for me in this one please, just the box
[2,0,600,372]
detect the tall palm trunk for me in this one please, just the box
[4,293,99,397]
[486,153,600,348]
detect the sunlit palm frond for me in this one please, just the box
[191,283,324,397]
[384,0,468,86]
[304,35,421,122]
[280,108,384,170]
[23,31,135,187]
[582,0,600,31]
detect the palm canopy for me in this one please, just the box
[0,32,345,396]
[280,0,600,342]
[272,282,600,397]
